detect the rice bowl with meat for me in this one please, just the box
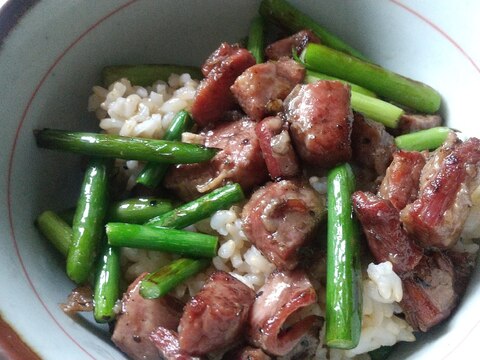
[29,1,480,359]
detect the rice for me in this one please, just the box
[210,207,275,290]
[121,247,176,283]
[344,262,415,358]
[88,73,199,139]
[309,176,328,195]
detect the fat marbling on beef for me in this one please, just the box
[284,81,353,168]
[255,115,300,179]
[241,179,325,270]
[178,271,256,356]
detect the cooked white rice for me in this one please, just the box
[344,262,415,358]
[88,74,199,138]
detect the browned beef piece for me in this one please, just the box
[241,180,325,270]
[352,191,423,274]
[60,285,93,314]
[164,118,268,201]
[394,113,442,135]
[223,345,272,360]
[255,116,300,179]
[191,43,256,126]
[351,112,396,176]
[400,252,457,332]
[350,163,382,193]
[248,269,318,356]
[400,136,480,249]
[446,248,477,296]
[265,30,322,60]
[277,319,322,360]
[378,150,426,211]
[231,58,305,121]
[284,81,353,168]
[150,327,203,360]
[112,273,184,360]
[178,271,256,356]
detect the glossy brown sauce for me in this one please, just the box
[0,314,41,360]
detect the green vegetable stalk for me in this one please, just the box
[302,43,442,114]
[35,129,218,164]
[59,197,174,226]
[136,110,194,188]
[93,244,120,323]
[67,157,111,284]
[36,210,72,257]
[350,91,404,128]
[106,223,218,258]
[306,70,377,98]
[248,15,265,63]
[107,197,173,224]
[146,183,245,229]
[140,258,210,299]
[395,127,451,151]
[326,163,362,349]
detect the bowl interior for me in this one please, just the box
[0,1,479,359]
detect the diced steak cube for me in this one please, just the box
[231,58,305,121]
[223,345,272,360]
[150,327,203,360]
[265,30,321,61]
[242,179,325,270]
[351,112,396,176]
[164,118,268,201]
[191,43,256,126]
[394,113,442,135]
[178,271,256,356]
[378,150,426,211]
[352,191,423,274]
[112,273,184,360]
[284,81,353,168]
[400,136,480,249]
[400,252,457,332]
[248,269,318,356]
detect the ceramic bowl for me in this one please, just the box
[0,1,478,359]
